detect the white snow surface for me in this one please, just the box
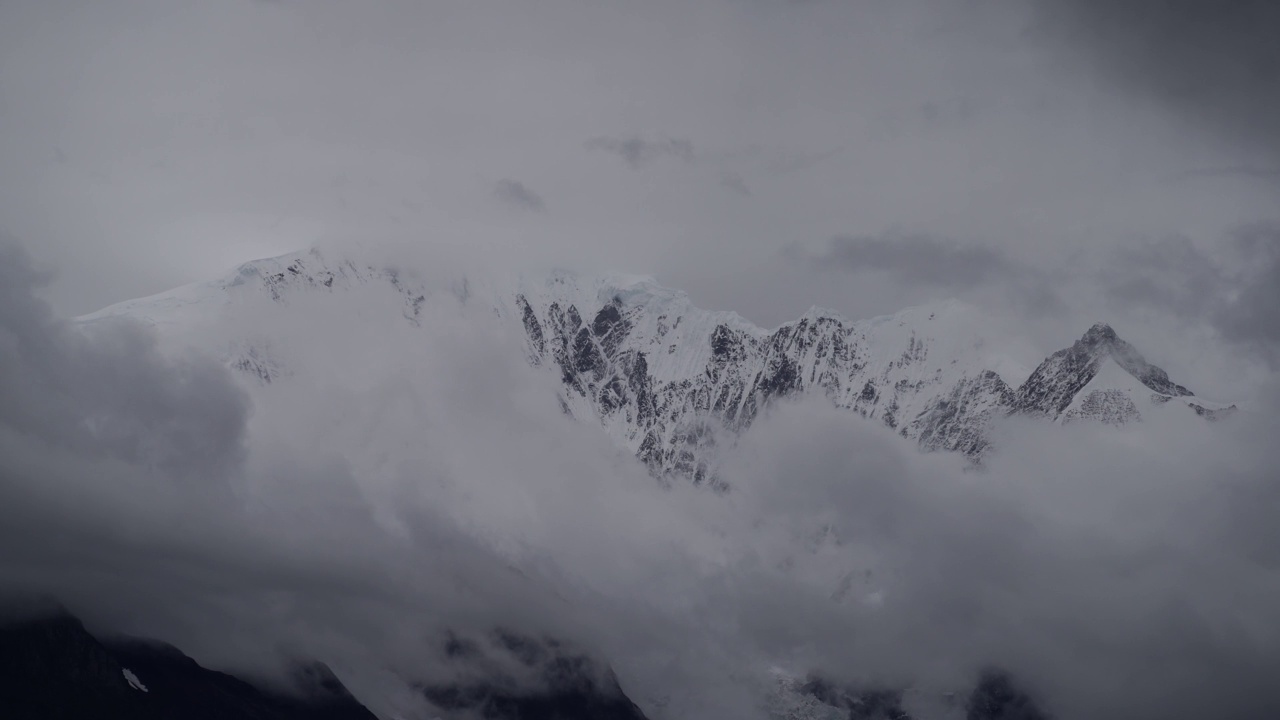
[122,668,148,692]
[77,246,1225,477]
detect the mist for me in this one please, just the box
[2,0,1277,717]
[3,238,1279,719]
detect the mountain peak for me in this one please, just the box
[1013,320,1197,420]
[78,248,1225,475]
[1081,322,1118,345]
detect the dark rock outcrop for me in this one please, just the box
[0,606,377,720]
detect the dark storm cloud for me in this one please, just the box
[493,178,546,212]
[810,232,1061,315]
[586,135,696,169]
[1035,0,1280,158]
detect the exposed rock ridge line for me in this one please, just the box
[80,249,1235,483]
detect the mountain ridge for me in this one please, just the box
[79,247,1235,483]
[0,604,379,720]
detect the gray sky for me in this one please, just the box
[1,1,1276,348]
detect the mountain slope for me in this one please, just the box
[0,606,377,720]
[81,247,1230,482]
[0,602,653,720]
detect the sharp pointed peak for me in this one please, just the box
[1082,322,1118,343]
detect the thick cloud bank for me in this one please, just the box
[2,240,1279,719]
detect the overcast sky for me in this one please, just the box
[3,4,1280,719]
[2,1,1277,355]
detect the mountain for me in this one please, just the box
[0,603,377,720]
[80,247,1233,484]
[0,601,651,720]
[1011,321,1233,424]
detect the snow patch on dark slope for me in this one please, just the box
[80,247,1233,482]
[0,602,652,720]
[0,604,378,720]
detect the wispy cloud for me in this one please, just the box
[719,171,751,197]
[493,178,546,212]
[809,232,1061,316]
[586,135,695,169]
[1098,223,1280,361]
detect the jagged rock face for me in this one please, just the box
[512,278,1027,483]
[1065,389,1140,426]
[1011,323,1191,420]
[511,283,1222,480]
[912,370,1015,456]
[79,249,1232,484]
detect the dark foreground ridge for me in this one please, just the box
[0,602,652,720]
[0,604,377,720]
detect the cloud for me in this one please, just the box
[719,172,751,197]
[1032,0,1280,160]
[1214,223,1280,351]
[1097,223,1280,360]
[808,232,1061,316]
[0,240,249,484]
[816,233,1017,288]
[2,0,1279,713]
[4,0,1275,335]
[586,135,695,169]
[713,395,1280,720]
[493,178,546,212]
[4,240,1279,720]
[1099,234,1227,320]
[789,224,1280,370]
[0,239,737,716]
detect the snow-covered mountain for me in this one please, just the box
[80,248,1233,483]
